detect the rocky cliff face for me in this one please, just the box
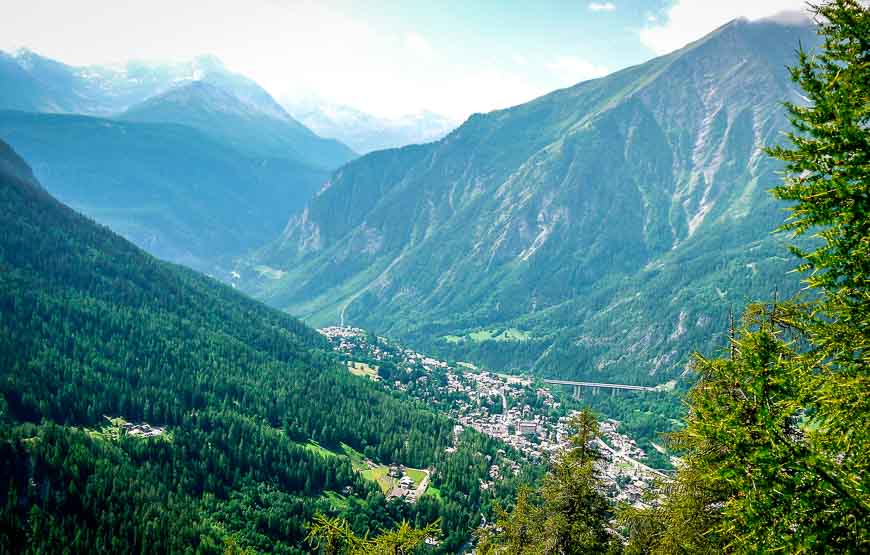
[243,18,819,384]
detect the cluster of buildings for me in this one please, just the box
[319,326,667,507]
[447,370,562,458]
[386,466,425,503]
[103,416,166,438]
[319,326,392,360]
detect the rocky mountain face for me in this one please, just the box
[283,96,459,154]
[243,18,820,385]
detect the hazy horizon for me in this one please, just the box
[3,0,810,120]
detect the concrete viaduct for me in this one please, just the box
[543,379,657,400]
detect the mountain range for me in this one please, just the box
[0,49,356,169]
[0,19,822,387]
[0,110,326,273]
[0,50,357,274]
[122,81,355,169]
[283,95,459,154]
[241,17,819,385]
[0,9,848,552]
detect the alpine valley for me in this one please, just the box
[2,2,866,553]
[242,18,820,386]
[0,137,532,552]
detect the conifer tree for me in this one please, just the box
[306,514,441,555]
[477,411,615,554]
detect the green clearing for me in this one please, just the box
[86,417,171,443]
[361,466,396,494]
[423,485,442,500]
[444,327,532,344]
[347,361,379,380]
[359,464,430,495]
[405,468,427,484]
[297,441,369,464]
[320,491,351,511]
[300,440,338,459]
[294,441,429,496]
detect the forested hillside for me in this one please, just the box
[244,17,820,385]
[0,110,325,275]
[0,141,526,552]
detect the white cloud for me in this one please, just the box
[640,0,811,54]
[588,2,616,12]
[441,69,545,116]
[0,1,456,118]
[547,56,608,85]
[403,31,434,58]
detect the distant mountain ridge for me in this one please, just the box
[0,49,355,170]
[0,50,357,274]
[283,95,459,154]
[243,18,820,385]
[0,110,325,275]
[122,81,355,169]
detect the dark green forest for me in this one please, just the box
[0,140,529,553]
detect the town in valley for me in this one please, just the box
[319,326,677,508]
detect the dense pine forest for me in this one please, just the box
[0,139,533,552]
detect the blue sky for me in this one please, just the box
[2,0,809,119]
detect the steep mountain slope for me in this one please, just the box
[0,141,517,552]
[0,110,325,274]
[244,18,819,385]
[284,95,459,154]
[122,81,355,169]
[0,50,355,170]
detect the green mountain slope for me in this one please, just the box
[243,18,819,385]
[0,141,521,552]
[121,81,356,170]
[0,110,326,275]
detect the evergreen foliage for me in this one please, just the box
[306,514,441,555]
[476,412,617,554]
